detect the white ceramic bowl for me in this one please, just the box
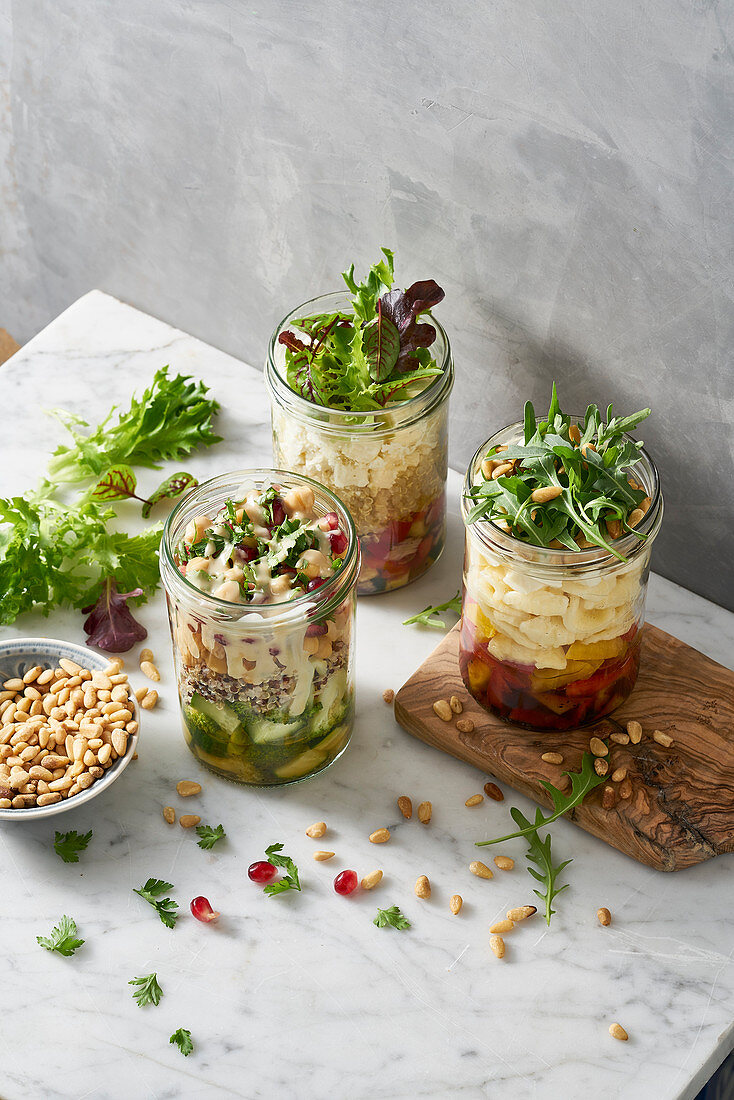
[0,638,140,821]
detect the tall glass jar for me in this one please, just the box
[460,421,663,730]
[160,470,360,785]
[265,292,453,595]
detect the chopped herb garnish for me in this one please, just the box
[373,905,411,930]
[134,878,179,928]
[403,591,462,629]
[129,972,163,1007]
[262,843,301,896]
[53,828,93,864]
[36,915,85,957]
[195,824,226,850]
[169,1028,194,1057]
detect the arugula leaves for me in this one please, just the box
[53,829,93,864]
[169,1028,194,1057]
[373,905,411,930]
[262,843,301,896]
[196,824,226,850]
[279,250,445,411]
[403,591,462,629]
[465,384,651,561]
[36,915,85,957]
[510,807,572,925]
[134,879,179,928]
[129,972,163,1007]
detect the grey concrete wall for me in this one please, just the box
[2,0,733,609]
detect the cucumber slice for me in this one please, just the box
[248,712,309,745]
[189,693,241,735]
[274,747,327,780]
[184,704,230,756]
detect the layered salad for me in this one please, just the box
[166,478,357,784]
[268,249,452,594]
[460,386,660,729]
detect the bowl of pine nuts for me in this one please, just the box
[0,638,140,819]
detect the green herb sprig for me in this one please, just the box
[53,829,93,864]
[403,591,461,629]
[129,972,163,1007]
[134,878,179,928]
[36,915,85,957]
[169,1028,194,1057]
[373,905,411,930]
[196,824,226,850]
[263,843,301,896]
[511,807,572,925]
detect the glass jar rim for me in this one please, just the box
[462,415,663,571]
[265,289,453,434]
[160,468,360,626]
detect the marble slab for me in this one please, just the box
[0,291,732,1100]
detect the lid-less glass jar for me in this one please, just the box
[460,420,663,730]
[265,292,453,596]
[160,470,360,785]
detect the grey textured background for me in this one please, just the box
[1,0,733,609]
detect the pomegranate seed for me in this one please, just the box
[271,498,286,526]
[236,544,257,562]
[307,577,325,592]
[305,621,328,637]
[324,511,339,530]
[190,896,220,923]
[329,529,348,556]
[334,869,358,895]
[248,860,277,883]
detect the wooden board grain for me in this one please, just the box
[394,624,734,871]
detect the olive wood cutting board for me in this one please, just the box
[394,623,734,871]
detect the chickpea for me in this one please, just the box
[297,549,329,578]
[270,574,292,596]
[211,580,241,602]
[186,556,211,573]
[283,486,315,517]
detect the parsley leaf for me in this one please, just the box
[134,878,179,928]
[129,972,163,1007]
[262,843,301,896]
[36,915,85,957]
[195,824,226,850]
[373,905,411,930]
[403,591,462,629]
[53,829,93,864]
[169,1028,194,1057]
[511,807,573,925]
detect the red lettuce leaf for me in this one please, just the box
[380,279,445,373]
[82,578,148,652]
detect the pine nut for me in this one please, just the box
[609,1023,628,1041]
[36,669,55,686]
[456,718,475,733]
[98,744,112,766]
[361,869,383,890]
[568,424,581,444]
[531,485,563,503]
[490,919,514,934]
[313,850,335,861]
[369,828,390,844]
[494,856,514,871]
[628,508,645,527]
[176,780,202,798]
[449,895,463,915]
[611,766,627,783]
[470,860,493,879]
[449,695,463,714]
[140,661,160,682]
[507,906,536,921]
[417,801,432,824]
[139,648,154,664]
[135,687,148,703]
[490,935,505,958]
[465,794,483,807]
[111,730,128,756]
[415,875,431,899]
[179,814,201,828]
[305,821,327,838]
[397,796,412,819]
[602,785,615,809]
[141,690,158,710]
[597,907,611,926]
[491,461,514,479]
[606,517,622,539]
[619,777,633,799]
[627,720,643,744]
[541,752,563,764]
[3,678,23,692]
[23,686,42,701]
[163,806,176,824]
[594,758,609,777]
[432,699,452,722]
[59,658,82,675]
[382,688,395,704]
[590,736,608,756]
[484,782,504,801]
[653,729,673,747]
[37,792,62,806]
[610,731,629,745]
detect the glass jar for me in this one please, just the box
[460,421,663,730]
[265,291,453,595]
[160,469,360,785]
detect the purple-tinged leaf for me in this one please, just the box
[380,279,445,373]
[91,465,138,502]
[141,472,198,519]
[82,578,147,652]
[363,308,400,383]
[277,331,308,354]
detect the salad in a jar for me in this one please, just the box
[266,249,453,595]
[161,472,359,785]
[460,386,663,730]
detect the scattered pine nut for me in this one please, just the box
[490,935,506,958]
[506,906,536,921]
[306,821,327,838]
[162,806,176,824]
[369,828,390,844]
[415,875,431,899]
[361,869,383,890]
[611,766,628,783]
[653,729,673,748]
[626,720,643,744]
[590,736,608,757]
[602,785,615,809]
[140,660,160,683]
[138,648,154,664]
[594,758,609,777]
[494,856,514,871]
[465,794,483,807]
[484,782,504,801]
[449,894,463,915]
[382,688,395,704]
[417,801,432,824]
[176,780,201,798]
[531,485,562,503]
[470,860,493,880]
[490,919,514,934]
[619,777,633,800]
[397,795,412,819]
[449,695,463,714]
[541,752,563,765]
[313,850,335,861]
[141,690,158,710]
[432,699,452,722]
[609,1023,628,1041]
[610,731,629,745]
[134,686,148,703]
[179,814,201,828]
[597,907,612,926]
[456,718,475,733]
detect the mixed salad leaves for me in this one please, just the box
[278,248,446,410]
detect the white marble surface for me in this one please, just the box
[0,291,732,1100]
